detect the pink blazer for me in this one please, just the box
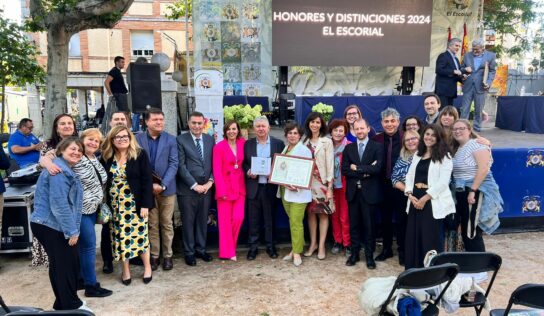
[212,138,246,200]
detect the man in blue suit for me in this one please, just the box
[435,38,464,108]
[460,38,497,132]
[136,108,179,271]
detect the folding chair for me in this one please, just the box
[378,263,460,316]
[490,284,544,316]
[0,296,94,316]
[430,252,502,316]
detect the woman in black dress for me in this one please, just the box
[404,124,455,269]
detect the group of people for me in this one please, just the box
[8,92,503,313]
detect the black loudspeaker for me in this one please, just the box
[278,66,289,124]
[127,62,162,113]
[401,66,416,95]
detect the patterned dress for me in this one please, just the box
[109,161,149,261]
[306,143,335,215]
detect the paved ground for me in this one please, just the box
[0,232,543,315]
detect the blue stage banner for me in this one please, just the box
[296,96,430,132]
[496,96,544,134]
[492,148,544,218]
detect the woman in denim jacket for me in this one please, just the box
[30,137,91,312]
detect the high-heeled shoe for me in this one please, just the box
[303,246,317,257]
[317,247,326,260]
[121,275,131,286]
[143,274,153,284]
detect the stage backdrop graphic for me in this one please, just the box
[194,69,224,142]
[272,0,433,66]
[193,0,273,98]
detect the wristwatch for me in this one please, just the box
[469,188,477,193]
[161,184,167,191]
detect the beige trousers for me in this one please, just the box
[148,194,176,258]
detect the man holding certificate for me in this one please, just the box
[243,116,285,260]
[341,118,384,269]
[460,38,497,132]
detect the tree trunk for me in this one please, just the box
[44,24,72,138]
[1,79,5,133]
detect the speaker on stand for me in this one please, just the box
[277,66,289,125]
[127,62,162,113]
[401,66,416,95]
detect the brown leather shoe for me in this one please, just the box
[150,257,160,271]
[163,257,173,271]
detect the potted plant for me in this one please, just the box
[223,104,262,138]
[312,102,334,122]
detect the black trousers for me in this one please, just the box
[113,93,129,112]
[348,190,377,255]
[438,95,455,109]
[456,189,486,252]
[380,183,407,253]
[100,223,113,264]
[247,184,277,250]
[178,193,211,256]
[31,223,82,310]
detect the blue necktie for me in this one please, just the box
[196,138,203,160]
[358,142,365,160]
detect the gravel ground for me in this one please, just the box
[1,231,543,315]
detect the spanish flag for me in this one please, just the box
[461,23,469,62]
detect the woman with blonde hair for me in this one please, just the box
[73,128,112,297]
[102,125,154,285]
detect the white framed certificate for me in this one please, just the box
[269,154,314,189]
[251,156,271,175]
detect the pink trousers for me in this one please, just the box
[217,197,245,259]
[332,187,351,247]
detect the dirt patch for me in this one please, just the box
[1,231,543,315]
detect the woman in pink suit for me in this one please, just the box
[213,120,246,261]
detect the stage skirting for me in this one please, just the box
[223,96,269,112]
[496,96,544,134]
[295,96,462,131]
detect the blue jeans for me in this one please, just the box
[132,113,141,132]
[79,213,97,286]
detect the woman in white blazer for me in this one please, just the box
[302,112,335,260]
[277,122,312,266]
[404,124,455,269]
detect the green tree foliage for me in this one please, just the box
[165,0,193,20]
[28,0,134,137]
[484,0,539,57]
[0,17,45,132]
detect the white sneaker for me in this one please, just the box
[78,301,94,313]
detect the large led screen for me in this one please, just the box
[272,0,433,66]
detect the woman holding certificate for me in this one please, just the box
[278,122,312,267]
[303,112,335,260]
[213,120,246,261]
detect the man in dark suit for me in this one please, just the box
[435,38,463,108]
[136,108,178,271]
[243,116,285,260]
[372,108,406,265]
[342,118,383,269]
[177,111,215,266]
